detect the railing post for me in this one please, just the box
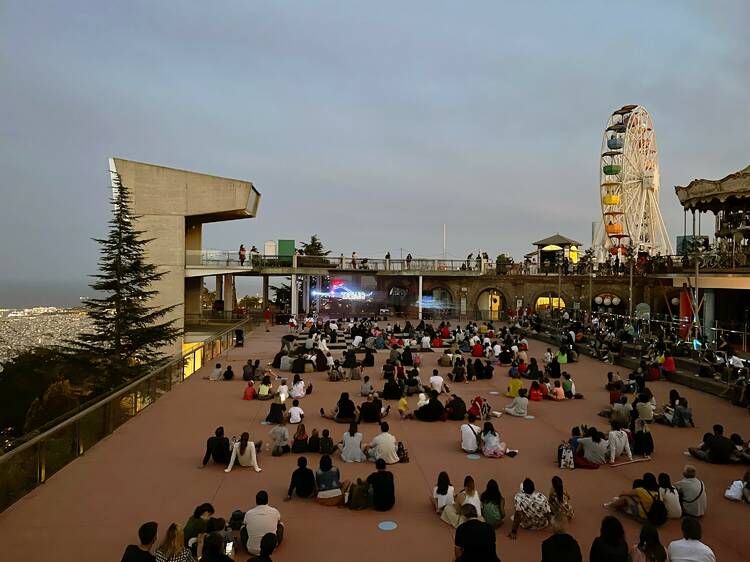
[292,254,298,268]
[75,419,83,455]
[37,442,46,484]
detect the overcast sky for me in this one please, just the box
[1,1,749,305]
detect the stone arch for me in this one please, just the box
[530,289,573,314]
[473,286,512,321]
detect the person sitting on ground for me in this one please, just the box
[200,531,233,562]
[506,372,523,398]
[575,426,608,469]
[367,458,395,511]
[609,395,632,427]
[481,421,508,458]
[445,394,467,421]
[657,472,682,519]
[605,472,661,523]
[242,491,283,557]
[201,427,230,468]
[548,476,574,521]
[429,369,446,393]
[222,365,235,381]
[504,388,529,417]
[460,414,482,453]
[529,380,544,401]
[121,521,158,562]
[688,423,735,464]
[315,454,350,506]
[549,379,565,401]
[208,363,222,382]
[321,392,357,423]
[454,504,501,562]
[589,515,628,562]
[243,381,257,401]
[667,517,715,562]
[340,422,366,463]
[225,432,262,473]
[433,471,456,517]
[508,478,551,539]
[674,464,707,518]
[264,395,286,425]
[184,503,214,548]
[290,424,308,454]
[480,479,505,529]
[360,375,373,396]
[404,368,422,395]
[316,428,336,455]
[289,374,306,399]
[287,399,304,424]
[608,421,633,464]
[257,376,274,401]
[155,524,194,562]
[365,421,400,464]
[415,389,446,422]
[285,456,315,501]
[269,419,290,456]
[362,349,375,367]
[358,393,388,423]
[382,375,403,400]
[562,372,577,398]
[540,515,582,562]
[441,475,483,528]
[605,371,623,390]
[630,524,667,562]
[523,357,541,380]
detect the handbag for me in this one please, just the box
[724,480,744,501]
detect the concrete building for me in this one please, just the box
[109,158,260,354]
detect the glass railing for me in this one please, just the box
[0,319,251,512]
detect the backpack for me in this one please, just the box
[348,478,370,510]
[397,441,410,463]
[558,443,574,469]
[228,509,244,531]
[646,491,668,526]
[480,400,492,421]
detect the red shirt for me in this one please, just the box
[263,309,272,320]
[662,356,676,373]
[529,389,543,401]
[441,327,450,338]
[243,386,257,400]
[472,343,484,357]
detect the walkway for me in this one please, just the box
[0,324,748,562]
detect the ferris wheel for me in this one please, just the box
[596,105,672,256]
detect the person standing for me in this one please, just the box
[239,244,246,266]
[367,458,395,511]
[406,253,413,270]
[263,307,272,332]
[667,518,715,562]
[121,521,158,562]
[351,252,358,269]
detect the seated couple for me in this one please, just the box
[460,415,514,458]
[200,427,262,473]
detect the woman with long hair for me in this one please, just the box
[314,454,350,506]
[155,523,195,562]
[225,432,261,473]
[481,422,508,458]
[589,515,628,562]
[290,374,306,399]
[657,472,682,518]
[340,421,366,462]
[630,524,667,562]
[433,471,454,514]
[548,475,574,520]
[480,479,505,528]
[291,423,308,454]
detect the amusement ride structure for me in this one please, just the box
[595,105,672,257]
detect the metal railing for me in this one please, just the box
[0,320,250,512]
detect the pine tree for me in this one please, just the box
[73,173,181,387]
[300,234,330,256]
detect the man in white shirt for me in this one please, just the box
[493,343,502,357]
[365,422,400,464]
[607,421,632,463]
[208,363,222,381]
[429,369,445,393]
[667,517,715,562]
[288,400,304,424]
[421,334,432,350]
[460,414,482,453]
[243,490,283,556]
[352,335,363,348]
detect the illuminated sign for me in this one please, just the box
[312,282,373,301]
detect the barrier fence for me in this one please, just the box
[0,320,250,512]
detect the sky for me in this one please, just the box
[1,1,749,306]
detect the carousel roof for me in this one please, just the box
[532,233,582,247]
[675,164,750,212]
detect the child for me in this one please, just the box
[506,373,523,398]
[288,399,304,424]
[398,394,413,419]
[242,381,257,400]
[277,379,289,402]
[319,429,338,455]
[543,348,553,367]
[562,372,575,398]
[307,429,320,453]
[360,375,374,397]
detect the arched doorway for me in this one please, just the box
[476,289,506,321]
[534,292,566,313]
[423,287,454,319]
[387,285,410,314]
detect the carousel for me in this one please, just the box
[675,164,750,268]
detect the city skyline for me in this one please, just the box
[2,1,749,306]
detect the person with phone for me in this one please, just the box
[198,532,233,562]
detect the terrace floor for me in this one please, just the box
[1,323,749,562]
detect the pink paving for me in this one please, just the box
[0,323,748,562]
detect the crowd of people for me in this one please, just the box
[119,312,750,562]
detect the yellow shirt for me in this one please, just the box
[398,396,408,412]
[506,378,523,398]
[634,488,655,519]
